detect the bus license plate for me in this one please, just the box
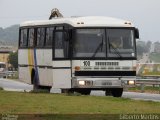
[102,82,112,86]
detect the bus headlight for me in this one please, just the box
[128,80,135,85]
[78,81,85,85]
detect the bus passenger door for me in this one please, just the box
[52,29,71,88]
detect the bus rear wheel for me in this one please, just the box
[32,72,39,90]
[38,86,51,93]
[111,88,123,97]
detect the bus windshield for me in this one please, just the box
[107,29,135,58]
[73,28,136,58]
[73,29,106,58]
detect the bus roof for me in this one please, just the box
[20,16,134,28]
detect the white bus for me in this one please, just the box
[18,16,139,97]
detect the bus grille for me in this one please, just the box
[95,62,119,66]
[75,71,136,76]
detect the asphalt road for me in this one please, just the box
[138,53,150,63]
[91,91,160,102]
[0,78,33,92]
[0,78,160,102]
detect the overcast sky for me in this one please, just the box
[0,0,160,42]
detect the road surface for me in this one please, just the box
[0,78,32,92]
[91,91,160,102]
[0,78,160,102]
[138,53,150,63]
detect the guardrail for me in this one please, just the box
[136,78,160,93]
[0,71,17,78]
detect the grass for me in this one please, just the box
[0,87,3,90]
[0,90,160,119]
[0,90,160,115]
[129,86,160,94]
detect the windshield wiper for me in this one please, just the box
[108,40,122,58]
[92,42,103,57]
[92,34,104,58]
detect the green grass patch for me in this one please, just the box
[0,90,160,115]
[0,87,3,90]
[29,89,50,93]
[129,86,160,94]
[129,86,160,91]
[149,53,160,63]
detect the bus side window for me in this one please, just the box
[37,28,45,47]
[46,27,54,47]
[54,31,69,58]
[20,29,28,47]
[28,28,34,47]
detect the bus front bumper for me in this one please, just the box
[71,77,136,89]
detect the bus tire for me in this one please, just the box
[33,72,39,90]
[77,89,91,95]
[61,89,74,94]
[38,86,51,93]
[111,88,123,97]
[105,89,112,96]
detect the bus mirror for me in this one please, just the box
[135,28,139,39]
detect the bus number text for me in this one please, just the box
[83,61,90,66]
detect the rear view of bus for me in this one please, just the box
[18,12,139,97]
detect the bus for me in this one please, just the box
[18,16,139,97]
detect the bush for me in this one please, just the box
[0,87,4,90]
[29,89,50,93]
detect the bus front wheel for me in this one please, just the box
[61,89,74,94]
[76,89,91,95]
[105,89,112,96]
[111,88,123,97]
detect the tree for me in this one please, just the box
[8,51,18,70]
[137,44,147,56]
[146,41,152,52]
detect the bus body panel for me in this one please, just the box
[52,61,71,88]
[53,61,71,67]
[18,49,31,84]
[36,49,52,66]
[36,49,53,86]
[18,49,29,65]
[38,68,53,86]
[19,66,31,84]
[52,69,71,88]
[19,49,53,86]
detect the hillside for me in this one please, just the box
[0,25,19,47]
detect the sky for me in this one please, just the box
[0,0,160,42]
